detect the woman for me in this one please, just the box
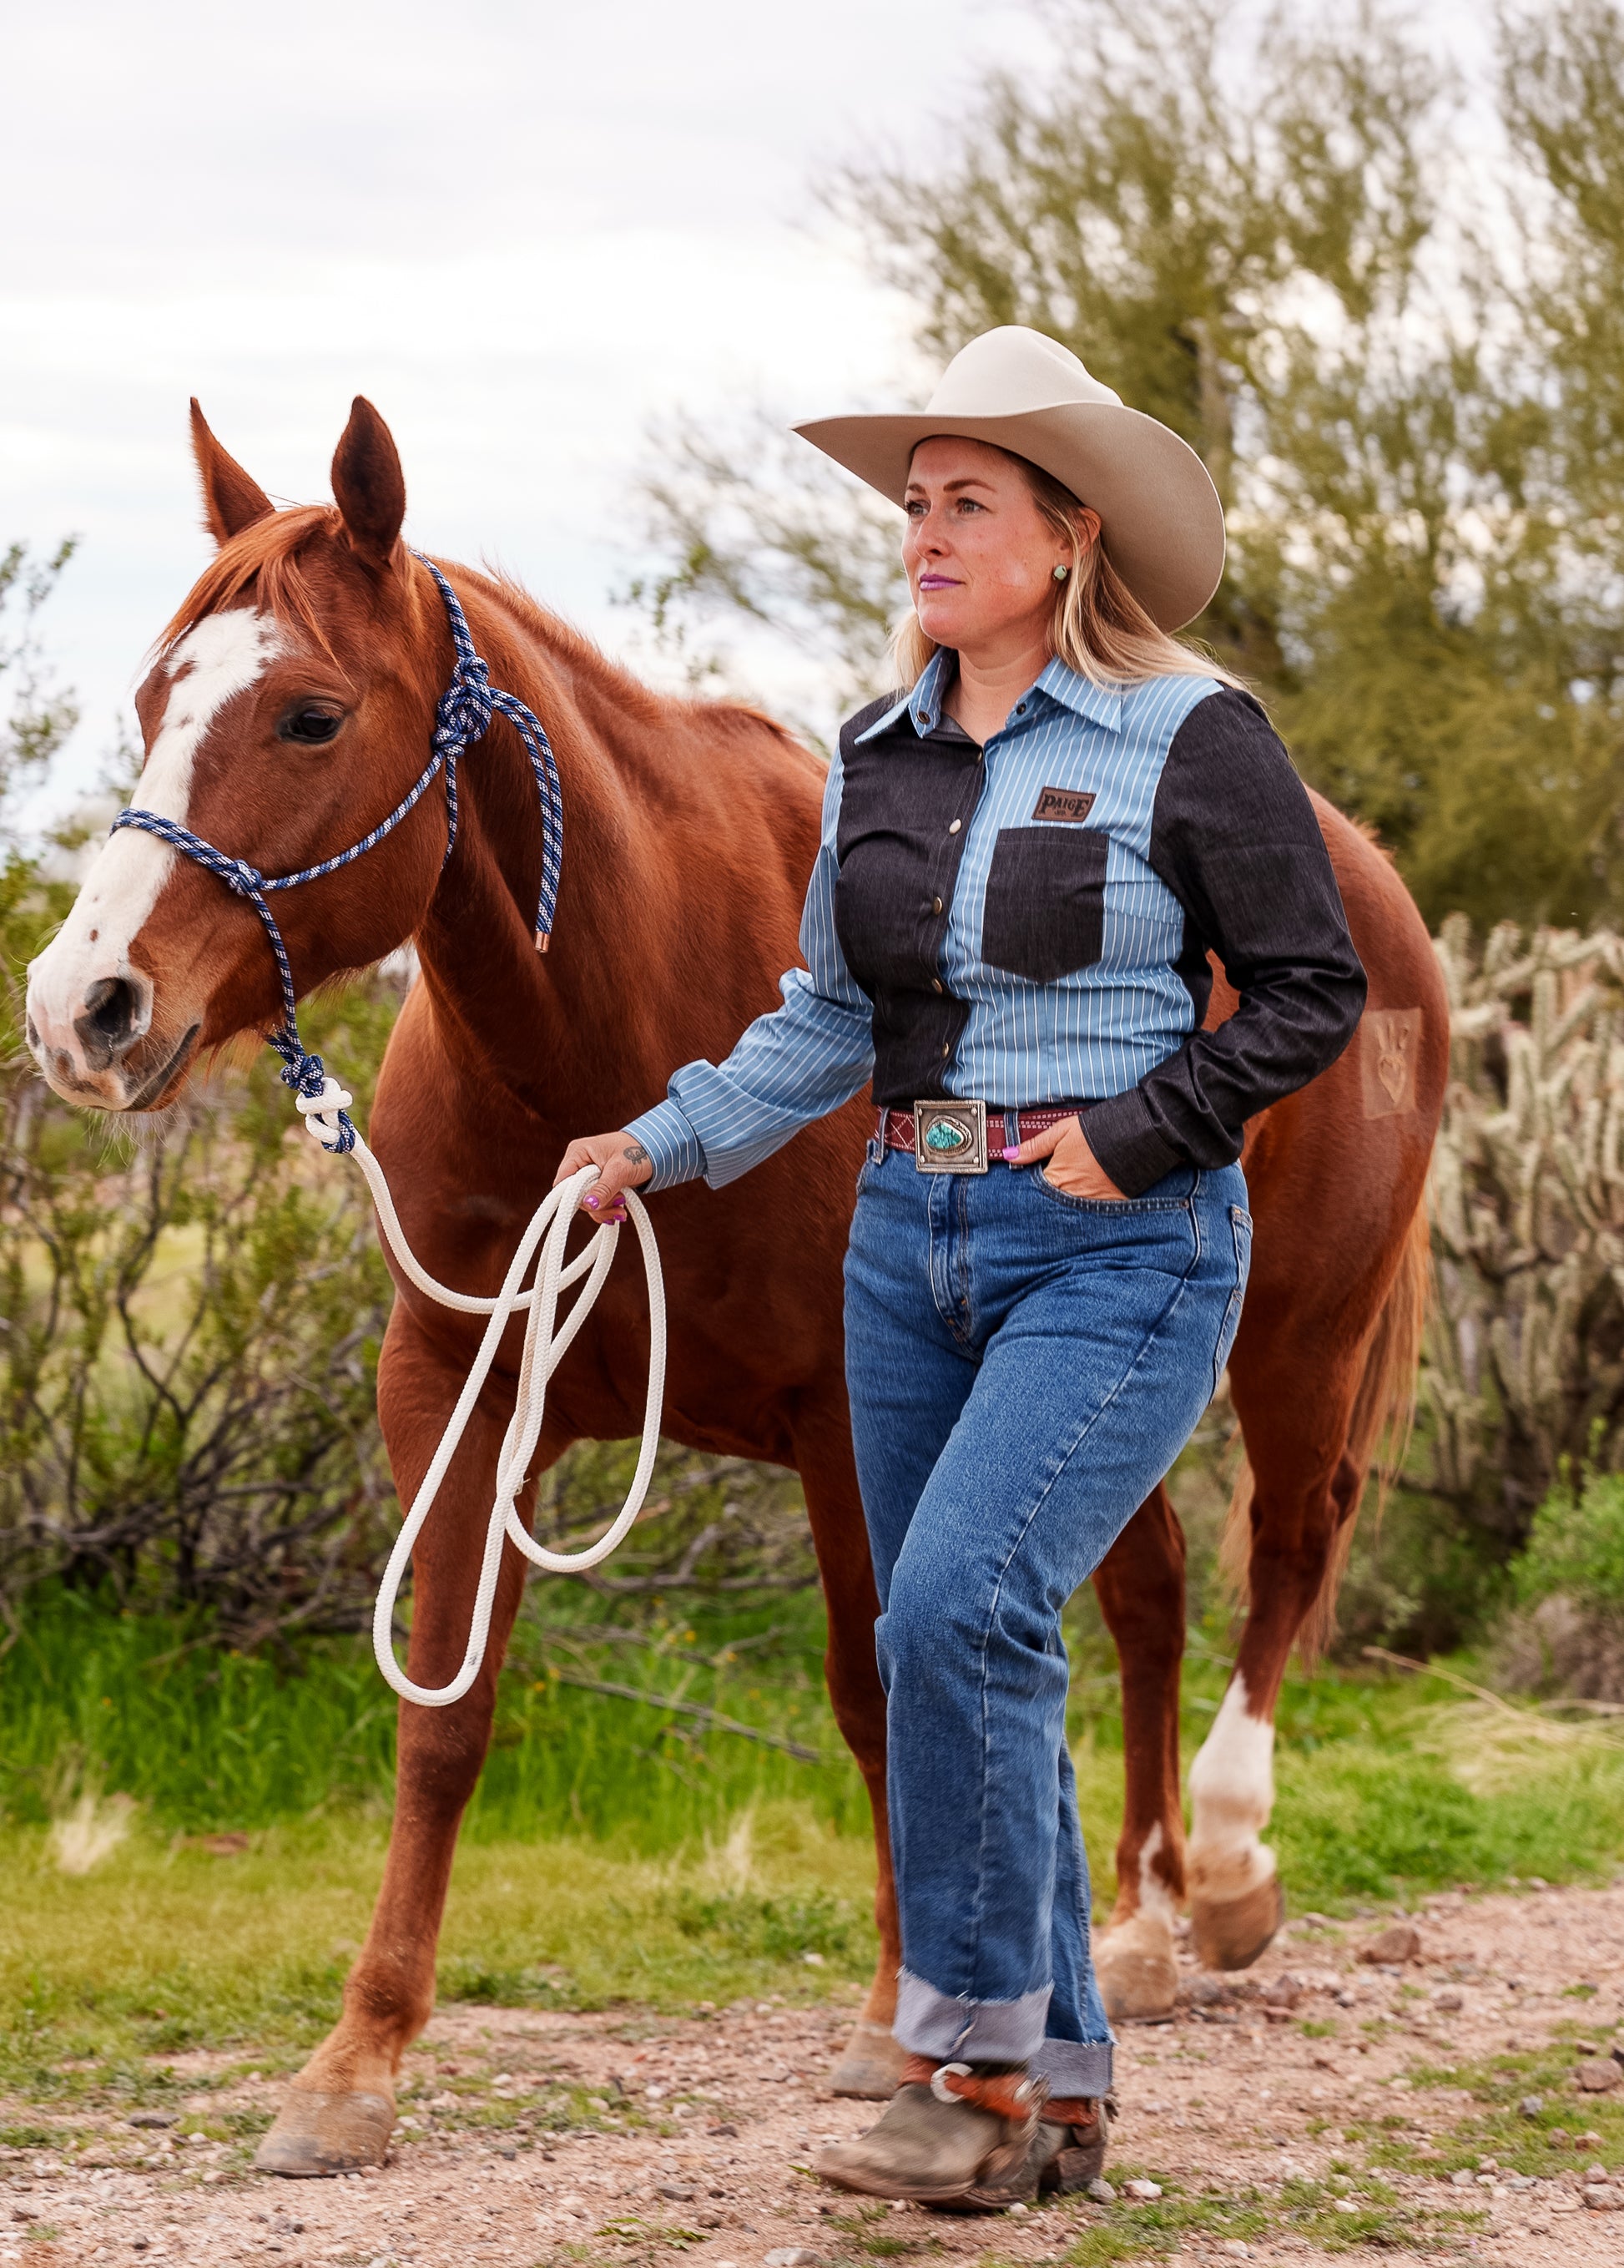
[557,327,1365,2211]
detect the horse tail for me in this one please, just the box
[1344,1194,1432,1519]
[1219,1193,1433,1659]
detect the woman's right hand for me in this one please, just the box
[552,1129,654,1223]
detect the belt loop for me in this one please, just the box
[878,1107,890,1149]
[1003,1107,1019,1152]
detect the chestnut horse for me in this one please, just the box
[25,400,1445,2177]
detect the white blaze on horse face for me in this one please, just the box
[26,609,282,1097]
[1187,1672,1277,1903]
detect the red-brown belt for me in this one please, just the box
[877,1105,1087,1154]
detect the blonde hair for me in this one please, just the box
[890,450,1243,694]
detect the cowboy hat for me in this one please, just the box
[794,326,1225,632]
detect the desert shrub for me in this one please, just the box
[1,851,815,1648]
[1513,1470,1624,1611]
[1490,1468,1624,1699]
[0,864,404,1642]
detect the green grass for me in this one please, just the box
[15,1584,1624,1903]
[4,1580,1624,2097]
[1400,2030,1624,2175]
[0,1801,878,2098]
[1025,2164,1477,2262]
[0,1582,870,1846]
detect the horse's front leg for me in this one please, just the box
[1091,1483,1189,2020]
[256,1310,547,2176]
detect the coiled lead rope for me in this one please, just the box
[296,1075,664,1708]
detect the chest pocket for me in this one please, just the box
[981,825,1108,984]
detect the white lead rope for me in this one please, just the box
[294,1076,666,1708]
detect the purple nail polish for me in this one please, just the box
[1001,1146,1021,1162]
[584,1195,599,1207]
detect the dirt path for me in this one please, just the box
[6,1882,1624,2265]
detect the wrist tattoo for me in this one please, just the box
[622,1143,649,1167]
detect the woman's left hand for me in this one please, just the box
[1004,1114,1127,1200]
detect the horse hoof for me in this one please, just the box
[254,2089,394,2176]
[829,2017,908,2099]
[1191,1876,1284,1973]
[1096,1915,1179,2021]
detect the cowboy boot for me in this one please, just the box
[1029,2091,1113,2194]
[813,2059,1045,2210]
[941,2088,1113,2212]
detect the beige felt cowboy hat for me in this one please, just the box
[794,326,1226,633]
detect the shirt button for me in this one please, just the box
[931,896,943,913]
[1016,702,1027,714]
[947,818,961,835]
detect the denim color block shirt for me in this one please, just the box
[626,650,1366,1198]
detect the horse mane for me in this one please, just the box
[451,560,816,759]
[156,513,814,765]
[158,505,345,661]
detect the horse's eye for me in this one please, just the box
[281,708,344,745]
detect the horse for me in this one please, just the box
[24,398,1446,2178]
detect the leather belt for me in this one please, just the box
[877,1102,1088,1174]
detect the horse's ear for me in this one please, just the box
[331,397,406,569]
[189,400,275,545]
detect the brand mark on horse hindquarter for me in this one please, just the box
[1359,1007,1422,1119]
[1031,785,1097,824]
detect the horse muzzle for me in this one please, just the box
[25,955,199,1112]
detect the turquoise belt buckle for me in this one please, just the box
[913,1099,989,1174]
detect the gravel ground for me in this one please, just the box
[6,1881,1624,2265]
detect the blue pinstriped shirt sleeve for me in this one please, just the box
[624,753,875,1191]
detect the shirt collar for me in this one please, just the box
[853,649,1126,745]
[855,647,956,745]
[1030,656,1126,735]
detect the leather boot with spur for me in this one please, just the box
[1024,2090,1112,2195]
[950,2083,1113,2211]
[813,2059,1046,2210]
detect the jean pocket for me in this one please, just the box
[1212,1202,1253,1396]
[981,826,1107,982]
[1031,1164,1187,1214]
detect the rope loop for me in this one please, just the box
[435,649,496,752]
[292,1073,358,1154]
[363,1160,665,1708]
[270,1033,356,1150]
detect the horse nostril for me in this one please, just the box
[74,976,143,1067]
[85,976,136,1040]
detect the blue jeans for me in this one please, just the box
[844,1138,1251,2097]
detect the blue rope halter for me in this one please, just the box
[110,553,563,1152]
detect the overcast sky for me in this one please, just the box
[2,0,1052,807]
[3,0,1490,813]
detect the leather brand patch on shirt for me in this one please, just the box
[1031,785,1097,824]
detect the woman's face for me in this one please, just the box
[902,437,1078,657]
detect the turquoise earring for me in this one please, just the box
[1053,564,1069,582]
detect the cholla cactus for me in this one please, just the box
[1427,915,1624,1533]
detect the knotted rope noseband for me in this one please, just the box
[110,554,563,1152]
[106,552,664,1709]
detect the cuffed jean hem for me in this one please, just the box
[1031,2036,1114,2096]
[893,1968,1052,2063]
